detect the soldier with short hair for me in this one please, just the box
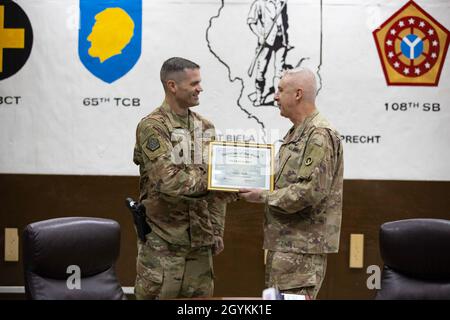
[133,57,230,299]
[239,68,343,299]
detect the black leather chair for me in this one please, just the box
[23,217,126,300]
[376,218,450,300]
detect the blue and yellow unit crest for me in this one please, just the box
[373,1,449,86]
[78,0,141,83]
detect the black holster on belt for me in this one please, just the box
[125,197,151,242]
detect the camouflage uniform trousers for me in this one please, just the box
[265,251,327,300]
[135,232,214,299]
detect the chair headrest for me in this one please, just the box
[23,217,120,279]
[380,218,450,280]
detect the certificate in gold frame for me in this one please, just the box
[207,141,274,192]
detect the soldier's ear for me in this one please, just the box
[296,88,303,101]
[167,80,177,93]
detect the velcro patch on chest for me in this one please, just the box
[298,145,325,179]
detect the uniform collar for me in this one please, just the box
[283,110,319,144]
[161,100,192,130]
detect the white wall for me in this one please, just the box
[0,0,449,180]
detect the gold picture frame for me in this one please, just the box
[207,141,274,192]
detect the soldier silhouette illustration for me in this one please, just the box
[247,0,293,106]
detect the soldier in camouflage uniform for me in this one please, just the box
[133,57,230,299]
[240,68,343,299]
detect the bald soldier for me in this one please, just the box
[133,57,230,299]
[239,68,343,299]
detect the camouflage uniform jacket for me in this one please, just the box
[261,111,343,253]
[133,101,226,248]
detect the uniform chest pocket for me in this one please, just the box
[275,148,303,185]
[298,142,325,181]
